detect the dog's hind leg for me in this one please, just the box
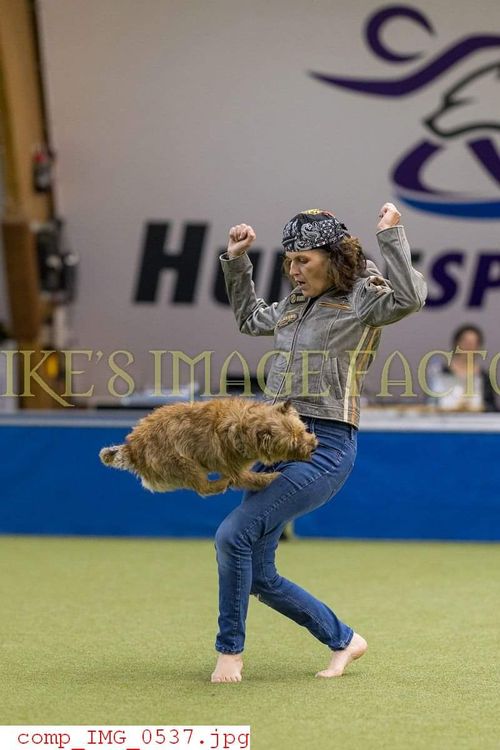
[174,457,229,497]
[229,469,281,491]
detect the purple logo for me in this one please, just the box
[310,5,500,219]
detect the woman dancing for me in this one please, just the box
[212,203,427,683]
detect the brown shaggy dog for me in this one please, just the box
[99,398,318,495]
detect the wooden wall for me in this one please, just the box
[0,0,60,407]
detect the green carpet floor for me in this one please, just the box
[0,536,498,749]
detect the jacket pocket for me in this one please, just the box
[318,301,352,311]
[275,312,299,329]
[329,357,343,400]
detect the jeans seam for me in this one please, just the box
[257,534,271,590]
[230,549,242,650]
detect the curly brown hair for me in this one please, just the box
[282,236,367,293]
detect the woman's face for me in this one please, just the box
[285,249,332,298]
[455,329,482,352]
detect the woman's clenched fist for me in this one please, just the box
[377,203,401,231]
[227,224,256,257]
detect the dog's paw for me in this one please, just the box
[198,478,230,497]
[264,471,281,483]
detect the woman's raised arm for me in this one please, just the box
[220,223,287,336]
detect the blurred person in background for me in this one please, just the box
[211,202,427,683]
[427,324,498,412]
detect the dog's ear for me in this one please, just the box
[256,428,273,451]
[274,399,293,414]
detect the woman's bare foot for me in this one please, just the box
[211,653,243,683]
[315,633,367,678]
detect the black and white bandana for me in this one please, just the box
[282,209,350,251]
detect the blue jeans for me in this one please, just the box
[214,417,358,654]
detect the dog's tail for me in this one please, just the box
[99,444,132,469]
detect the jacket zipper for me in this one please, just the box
[271,296,321,404]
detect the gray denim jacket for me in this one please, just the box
[220,225,427,427]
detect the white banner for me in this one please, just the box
[36,0,500,401]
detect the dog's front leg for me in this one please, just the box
[229,469,281,491]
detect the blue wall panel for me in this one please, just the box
[295,432,500,541]
[1,425,499,540]
[0,426,240,538]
